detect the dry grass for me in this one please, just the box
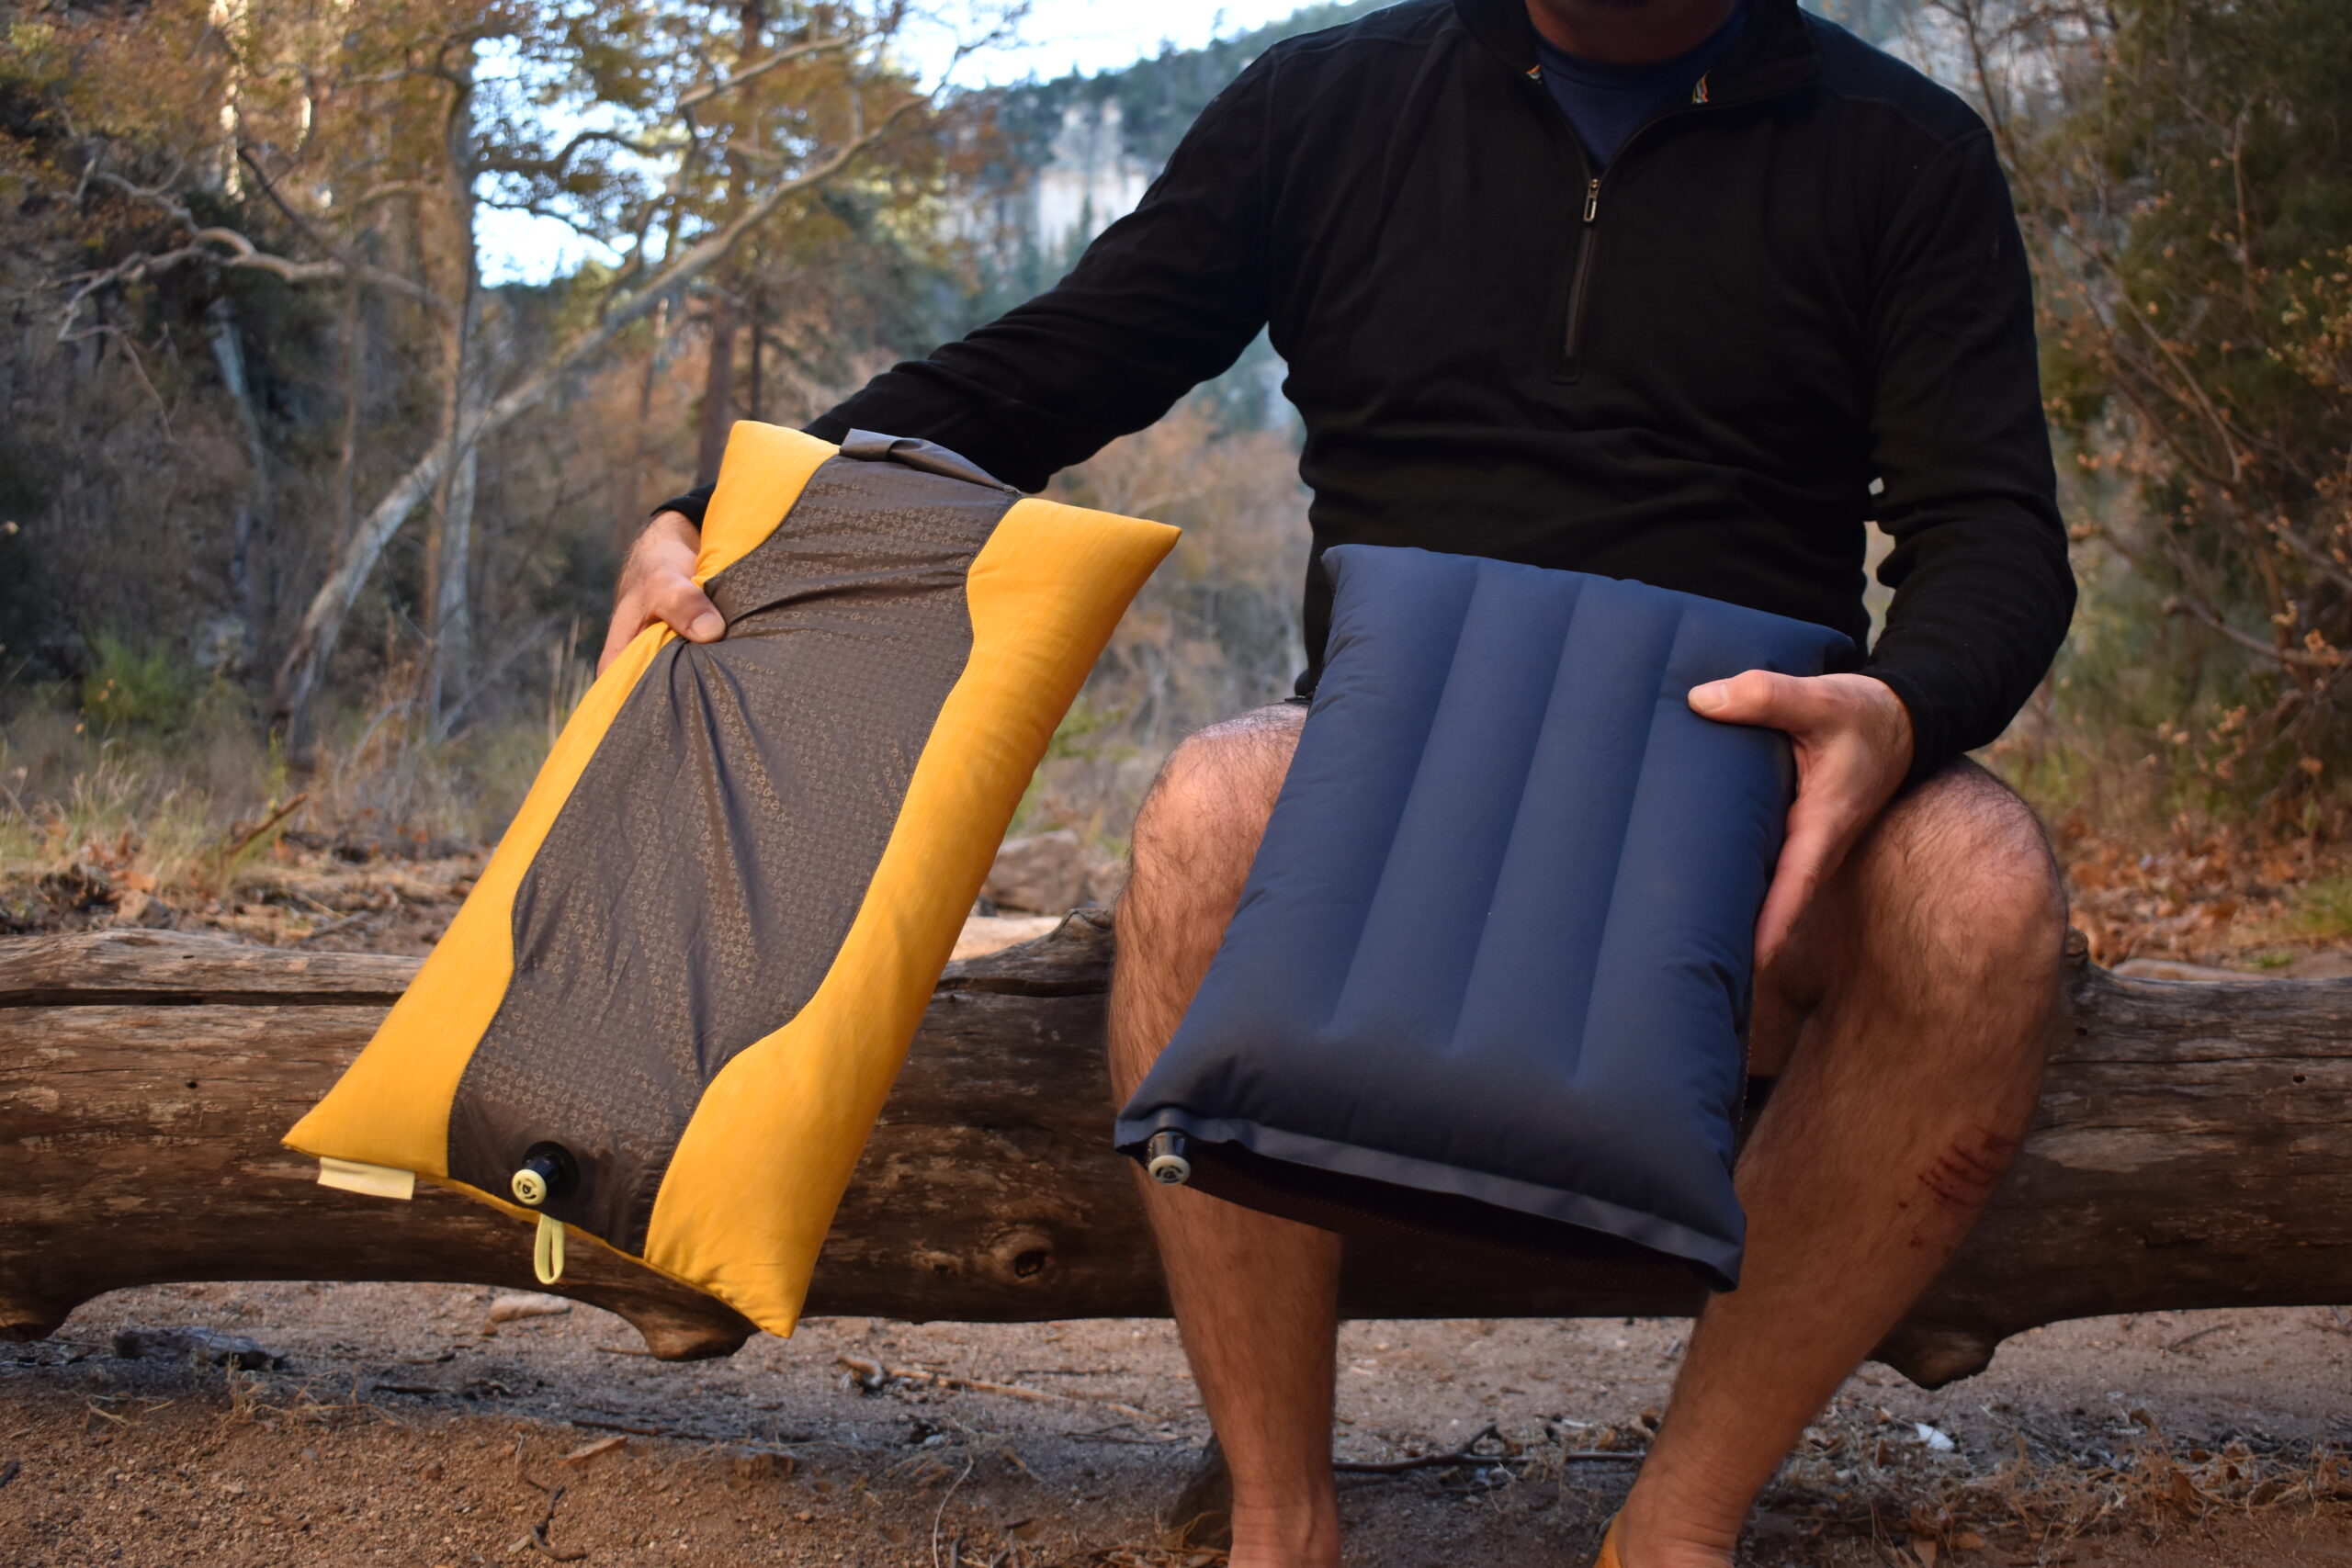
[1737,1396,2346,1562]
[18,672,2352,971]
[0,656,539,941]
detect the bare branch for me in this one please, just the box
[350,180,439,209]
[674,34,857,116]
[2267,518,2352,600]
[476,126,674,179]
[72,168,445,324]
[2162,592,2343,671]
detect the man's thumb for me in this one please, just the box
[655,574,726,643]
[1688,671,1788,725]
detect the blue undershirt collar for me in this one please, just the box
[1531,1,1750,170]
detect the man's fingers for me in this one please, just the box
[595,571,723,676]
[595,612,640,676]
[1755,817,1834,966]
[1696,670,1827,959]
[1699,671,1915,966]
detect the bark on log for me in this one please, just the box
[3,919,2348,1388]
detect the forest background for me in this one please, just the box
[1,0,2349,967]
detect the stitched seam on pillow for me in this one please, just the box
[1564,595,1689,1081]
[1324,557,1480,1029]
[1444,562,1586,1066]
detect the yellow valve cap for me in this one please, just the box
[510,1144,572,1207]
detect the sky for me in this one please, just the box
[478,1,1313,284]
[920,0,1312,85]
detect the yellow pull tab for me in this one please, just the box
[317,1157,416,1201]
[534,1213,567,1285]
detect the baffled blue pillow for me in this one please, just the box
[1114,545,1857,1288]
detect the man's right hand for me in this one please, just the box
[598,510,724,675]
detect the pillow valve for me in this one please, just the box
[1145,1130,1192,1185]
[510,1142,578,1208]
[512,1144,576,1285]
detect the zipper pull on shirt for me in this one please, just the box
[1563,177,1604,369]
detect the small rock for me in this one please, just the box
[730,1450,794,1483]
[562,1435,627,1466]
[1914,1422,1957,1452]
[1083,856,1129,907]
[952,914,1062,963]
[486,1293,572,1325]
[984,831,1089,914]
[110,1325,284,1371]
[115,890,178,930]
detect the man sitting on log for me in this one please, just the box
[604,0,2076,1562]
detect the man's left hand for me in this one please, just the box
[1688,671,1916,969]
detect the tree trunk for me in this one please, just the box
[424,66,483,734]
[206,296,269,671]
[625,298,673,547]
[3,919,2349,1386]
[693,0,765,488]
[748,284,765,423]
[693,293,738,486]
[431,439,478,727]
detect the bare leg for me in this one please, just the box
[1616,763,2068,1567]
[1108,705,1340,1568]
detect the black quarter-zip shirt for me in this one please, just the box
[663,0,2076,784]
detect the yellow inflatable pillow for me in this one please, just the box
[286,423,1179,1337]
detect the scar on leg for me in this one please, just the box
[1917,1128,2022,1213]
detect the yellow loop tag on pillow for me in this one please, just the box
[534,1213,566,1285]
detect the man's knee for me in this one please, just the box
[1110,706,1303,1093]
[1857,761,2068,991]
[1126,705,1303,919]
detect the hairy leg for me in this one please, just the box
[1108,703,1340,1568]
[1616,762,2068,1568]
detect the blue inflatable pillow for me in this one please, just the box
[1114,545,1856,1289]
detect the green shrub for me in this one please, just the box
[79,636,202,733]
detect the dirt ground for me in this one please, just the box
[1,1282,2347,1568]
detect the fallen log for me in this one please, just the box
[2,918,2348,1387]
